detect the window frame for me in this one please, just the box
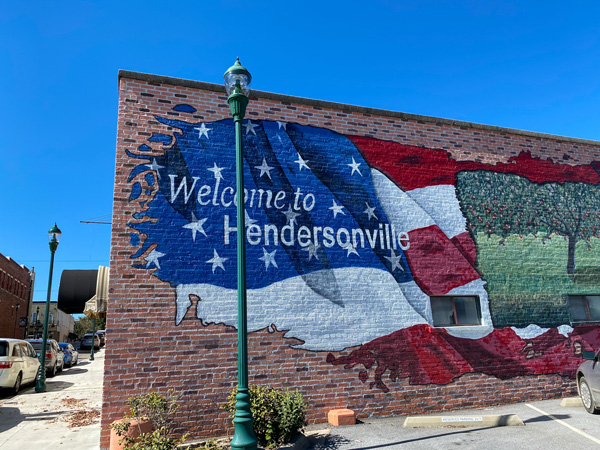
[430,295,482,327]
[568,294,600,324]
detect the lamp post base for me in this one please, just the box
[35,365,46,393]
[230,388,257,450]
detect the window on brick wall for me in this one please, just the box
[568,295,600,323]
[430,296,482,327]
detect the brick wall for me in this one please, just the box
[0,253,33,339]
[102,71,600,448]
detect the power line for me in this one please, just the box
[80,214,112,225]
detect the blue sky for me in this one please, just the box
[1,1,599,306]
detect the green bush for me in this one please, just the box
[224,385,308,448]
[110,390,187,450]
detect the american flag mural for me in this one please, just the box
[127,103,600,389]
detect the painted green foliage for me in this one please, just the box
[457,170,600,275]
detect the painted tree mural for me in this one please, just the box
[457,171,600,274]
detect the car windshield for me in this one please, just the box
[0,342,7,357]
[30,342,43,352]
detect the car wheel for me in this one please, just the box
[579,377,599,414]
[58,360,63,372]
[48,363,57,378]
[12,373,22,395]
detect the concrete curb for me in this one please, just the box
[560,397,583,407]
[403,414,524,428]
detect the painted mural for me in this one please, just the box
[127,103,600,390]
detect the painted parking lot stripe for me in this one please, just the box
[525,403,600,445]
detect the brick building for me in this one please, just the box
[102,70,600,447]
[0,252,34,339]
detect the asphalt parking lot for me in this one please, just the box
[316,398,600,450]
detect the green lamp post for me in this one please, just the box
[36,223,61,393]
[89,317,96,361]
[224,58,257,450]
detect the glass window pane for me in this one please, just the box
[586,296,600,321]
[569,296,590,321]
[431,297,456,326]
[454,297,481,325]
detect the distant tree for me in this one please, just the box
[457,171,600,274]
[74,316,106,340]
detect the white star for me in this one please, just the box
[384,249,404,272]
[277,121,287,130]
[194,123,211,139]
[207,162,225,180]
[145,249,165,269]
[294,153,310,171]
[182,213,208,242]
[282,205,300,225]
[244,120,258,135]
[329,200,345,218]
[255,158,274,180]
[343,243,359,257]
[245,211,258,227]
[146,159,165,179]
[348,157,362,176]
[363,203,378,221]
[303,242,320,261]
[259,248,278,270]
[206,249,228,273]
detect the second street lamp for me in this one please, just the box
[35,223,61,393]
[224,58,258,450]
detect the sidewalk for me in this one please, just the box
[0,348,104,449]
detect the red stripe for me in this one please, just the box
[350,136,600,190]
[405,226,481,295]
[327,325,600,389]
[451,232,477,266]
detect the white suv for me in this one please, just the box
[0,339,41,394]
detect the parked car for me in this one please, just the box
[80,333,100,351]
[27,339,64,377]
[577,349,600,414]
[0,339,41,394]
[58,343,79,367]
[96,330,106,347]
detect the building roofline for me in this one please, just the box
[118,70,600,147]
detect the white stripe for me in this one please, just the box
[526,403,600,445]
[176,267,427,351]
[371,169,434,232]
[406,184,467,239]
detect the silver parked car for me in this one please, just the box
[576,349,600,414]
[27,339,64,377]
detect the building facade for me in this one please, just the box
[0,252,34,339]
[27,301,75,342]
[102,70,600,447]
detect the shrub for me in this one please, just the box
[224,385,308,448]
[110,390,187,450]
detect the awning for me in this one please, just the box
[83,266,109,319]
[58,266,109,316]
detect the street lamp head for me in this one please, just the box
[224,58,252,98]
[48,223,61,253]
[48,223,62,243]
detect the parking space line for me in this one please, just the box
[525,403,600,445]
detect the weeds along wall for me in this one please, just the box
[103,70,600,447]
